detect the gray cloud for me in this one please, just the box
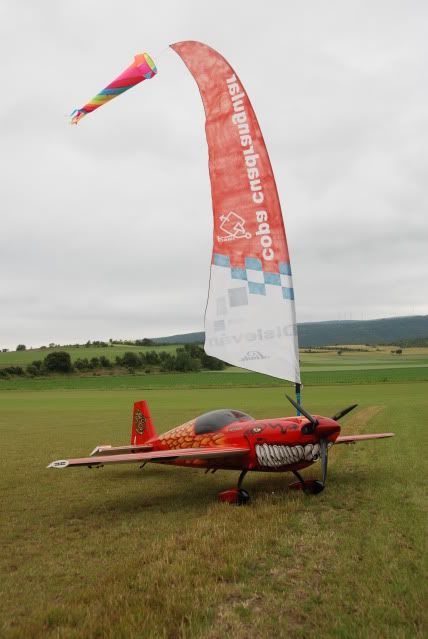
[1,0,427,348]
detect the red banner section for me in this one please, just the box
[171,41,291,273]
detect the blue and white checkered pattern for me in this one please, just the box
[213,253,294,300]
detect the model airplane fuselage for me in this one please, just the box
[49,398,394,504]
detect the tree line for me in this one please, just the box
[3,338,156,353]
[0,344,225,378]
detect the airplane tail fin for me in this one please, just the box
[131,400,157,445]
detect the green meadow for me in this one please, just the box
[0,366,427,392]
[0,356,427,637]
[1,347,428,391]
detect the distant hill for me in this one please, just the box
[152,315,428,348]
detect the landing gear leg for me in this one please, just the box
[238,469,247,490]
[218,470,250,505]
[292,470,305,485]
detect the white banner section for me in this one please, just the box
[204,257,300,383]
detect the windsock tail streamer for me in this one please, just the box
[70,52,157,125]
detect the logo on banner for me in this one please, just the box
[240,350,269,362]
[217,211,251,242]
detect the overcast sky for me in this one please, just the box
[1,1,427,349]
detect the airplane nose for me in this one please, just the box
[316,422,340,437]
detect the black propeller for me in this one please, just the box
[306,438,328,495]
[330,404,358,422]
[320,438,328,486]
[285,395,357,494]
[285,394,318,431]
[285,394,330,493]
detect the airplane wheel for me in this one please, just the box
[289,479,325,494]
[307,480,324,495]
[237,488,250,505]
[218,488,250,505]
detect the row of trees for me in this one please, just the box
[75,344,224,373]
[0,345,224,378]
[2,338,157,353]
[0,351,74,378]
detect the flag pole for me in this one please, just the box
[295,382,301,415]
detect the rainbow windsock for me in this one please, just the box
[70,52,157,125]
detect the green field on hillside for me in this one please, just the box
[0,343,179,367]
[0,378,427,638]
[2,344,428,370]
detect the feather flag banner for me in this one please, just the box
[70,52,157,125]
[171,41,300,383]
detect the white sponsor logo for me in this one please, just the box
[226,74,275,261]
[209,324,298,348]
[217,211,251,242]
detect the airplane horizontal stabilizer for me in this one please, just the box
[90,443,153,456]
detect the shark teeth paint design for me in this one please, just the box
[255,443,332,468]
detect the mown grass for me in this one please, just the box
[0,382,426,638]
[1,365,428,392]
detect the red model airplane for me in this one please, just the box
[48,396,393,504]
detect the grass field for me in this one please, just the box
[1,366,427,392]
[1,372,427,637]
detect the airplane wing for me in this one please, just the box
[48,446,250,469]
[335,433,394,444]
